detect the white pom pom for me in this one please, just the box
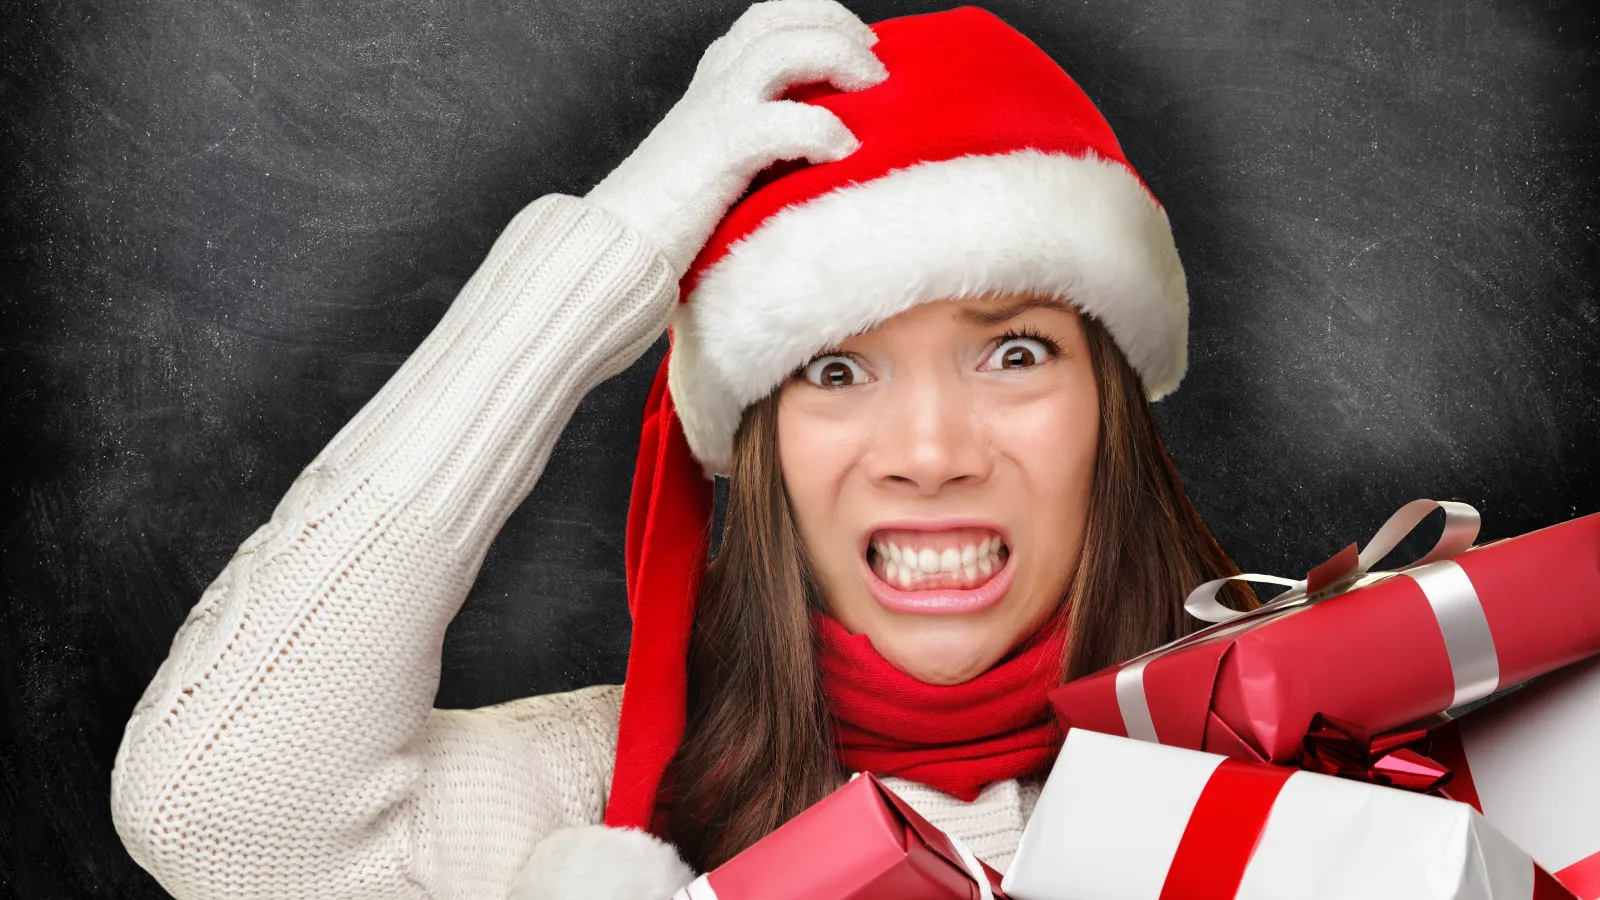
[509,825,697,900]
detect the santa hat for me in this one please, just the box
[603,5,1188,832]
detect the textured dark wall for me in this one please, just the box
[3,1,1596,896]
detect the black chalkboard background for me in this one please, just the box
[3,0,1596,896]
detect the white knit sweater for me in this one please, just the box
[109,193,1043,900]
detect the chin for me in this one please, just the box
[873,627,1010,686]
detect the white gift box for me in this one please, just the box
[1436,655,1600,899]
[1004,728,1570,900]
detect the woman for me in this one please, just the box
[109,3,1250,898]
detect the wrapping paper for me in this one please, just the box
[1432,656,1600,900]
[1050,506,1600,765]
[1003,729,1575,900]
[672,772,1007,900]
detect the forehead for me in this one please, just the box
[851,292,1079,339]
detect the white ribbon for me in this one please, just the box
[1409,559,1501,707]
[673,877,717,900]
[947,833,995,900]
[1183,499,1482,624]
[1114,655,1161,744]
[1114,499,1500,742]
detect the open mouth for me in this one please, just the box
[866,526,1011,592]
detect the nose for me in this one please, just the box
[867,369,992,495]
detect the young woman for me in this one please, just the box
[110,3,1250,898]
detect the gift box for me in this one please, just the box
[1430,655,1600,900]
[672,772,1006,900]
[1050,500,1600,765]
[1003,728,1576,900]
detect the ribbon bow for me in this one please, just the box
[1184,498,1481,625]
[1299,713,1454,793]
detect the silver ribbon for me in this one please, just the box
[949,833,995,900]
[674,877,717,900]
[1114,499,1499,743]
[1409,559,1501,708]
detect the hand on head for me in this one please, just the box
[585,0,886,276]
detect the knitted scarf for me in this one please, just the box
[813,610,1067,800]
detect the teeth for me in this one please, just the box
[873,533,1008,587]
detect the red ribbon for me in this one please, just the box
[1158,759,1296,900]
[1554,853,1600,900]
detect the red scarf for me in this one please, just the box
[813,611,1067,800]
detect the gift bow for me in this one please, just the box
[1115,499,1502,745]
[1299,712,1454,793]
[1184,498,1481,625]
[1183,498,1500,710]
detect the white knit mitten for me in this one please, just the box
[509,825,696,900]
[585,0,887,276]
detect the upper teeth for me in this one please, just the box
[874,536,1005,578]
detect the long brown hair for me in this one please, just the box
[662,311,1254,871]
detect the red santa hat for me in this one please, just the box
[603,4,1188,832]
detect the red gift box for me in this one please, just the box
[1050,500,1600,765]
[672,772,1007,900]
[1431,655,1600,900]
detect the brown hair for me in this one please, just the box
[662,312,1254,871]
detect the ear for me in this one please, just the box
[509,825,697,900]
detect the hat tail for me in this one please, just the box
[604,344,714,832]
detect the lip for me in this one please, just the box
[859,518,1015,615]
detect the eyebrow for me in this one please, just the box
[955,297,1061,327]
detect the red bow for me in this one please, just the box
[1298,713,1454,793]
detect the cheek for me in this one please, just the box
[775,395,868,549]
[995,386,1099,494]
[988,382,1099,578]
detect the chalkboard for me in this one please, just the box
[2,1,1596,896]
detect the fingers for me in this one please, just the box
[721,0,876,55]
[697,0,877,81]
[745,100,860,166]
[725,25,889,100]
[665,0,879,212]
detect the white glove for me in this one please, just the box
[585,0,888,277]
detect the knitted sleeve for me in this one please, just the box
[108,194,675,900]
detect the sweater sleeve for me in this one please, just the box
[108,194,675,900]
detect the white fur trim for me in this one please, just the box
[669,148,1189,475]
[509,825,696,900]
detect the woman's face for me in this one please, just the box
[777,293,1100,685]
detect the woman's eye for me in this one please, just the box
[982,337,1053,370]
[802,354,869,388]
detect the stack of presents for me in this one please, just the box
[676,500,1600,899]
